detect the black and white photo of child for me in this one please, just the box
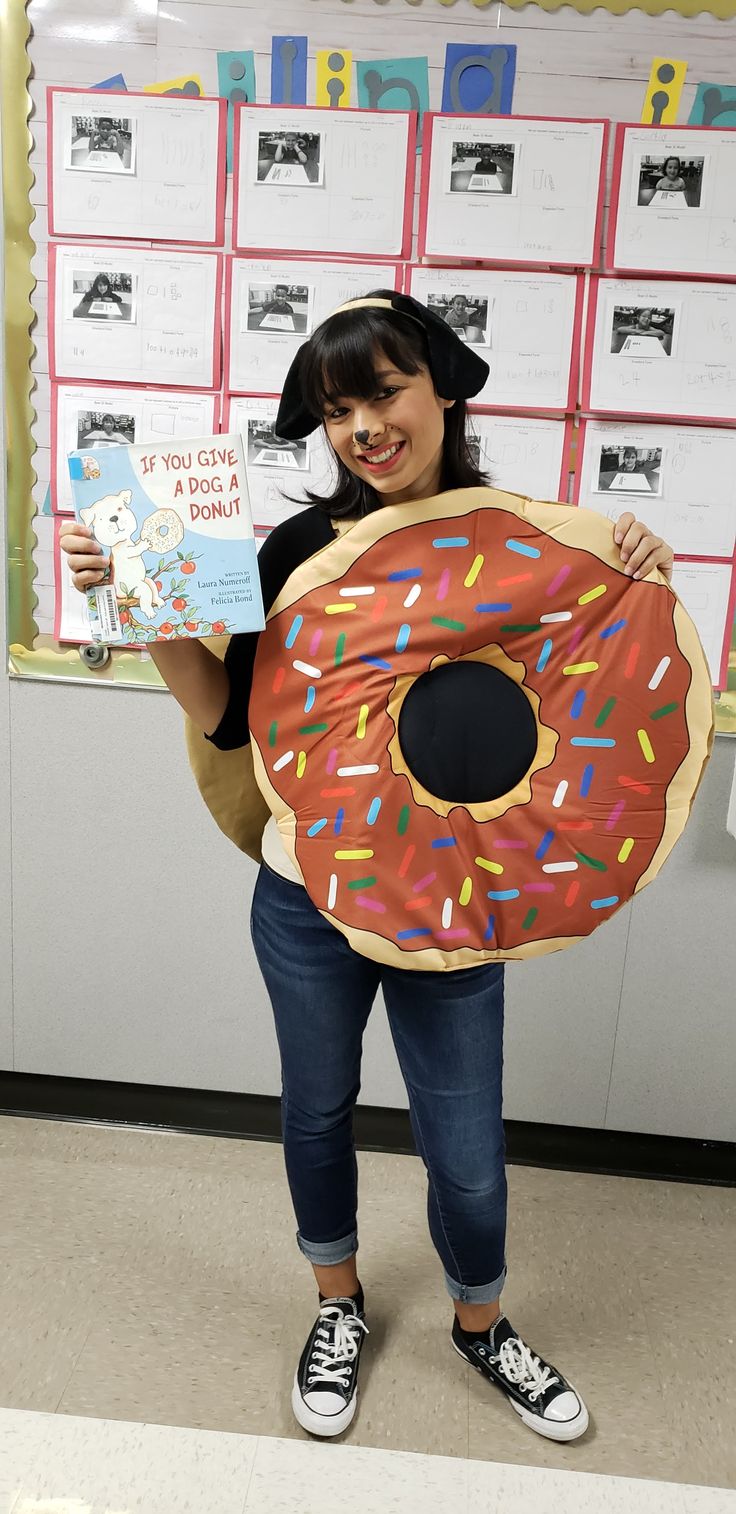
[71,271,137,323]
[76,410,136,447]
[256,131,324,187]
[245,281,313,334]
[465,432,484,471]
[636,153,705,209]
[247,418,310,470]
[427,291,492,346]
[449,140,516,195]
[596,444,664,495]
[67,115,136,174]
[609,305,676,357]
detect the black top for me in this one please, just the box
[205,507,336,751]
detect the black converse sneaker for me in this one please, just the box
[292,1295,369,1437]
[451,1313,589,1442]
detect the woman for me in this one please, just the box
[60,291,673,1445]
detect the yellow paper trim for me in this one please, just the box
[408,0,735,14]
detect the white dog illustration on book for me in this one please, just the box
[80,489,183,620]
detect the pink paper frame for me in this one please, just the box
[232,103,416,261]
[46,87,227,248]
[581,276,736,428]
[223,255,406,396]
[48,242,224,391]
[407,265,584,417]
[49,381,221,513]
[606,122,736,282]
[418,112,609,271]
[467,409,575,503]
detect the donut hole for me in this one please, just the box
[397,660,539,804]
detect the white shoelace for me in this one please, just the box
[493,1337,560,1403]
[307,1305,370,1389]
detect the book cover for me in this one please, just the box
[67,432,265,644]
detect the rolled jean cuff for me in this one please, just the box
[296,1228,359,1267]
[444,1261,507,1304]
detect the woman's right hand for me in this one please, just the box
[58,522,110,594]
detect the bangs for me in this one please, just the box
[299,305,429,419]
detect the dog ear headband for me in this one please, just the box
[274,292,490,441]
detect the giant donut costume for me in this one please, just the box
[248,485,713,969]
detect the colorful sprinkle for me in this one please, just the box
[335,849,374,860]
[322,788,354,800]
[367,797,382,825]
[591,896,619,910]
[333,680,363,703]
[338,764,380,777]
[558,820,593,831]
[293,659,321,679]
[433,537,469,548]
[326,748,338,775]
[498,573,532,586]
[340,585,374,597]
[296,751,307,779]
[535,830,555,860]
[524,884,554,894]
[356,894,386,913]
[578,584,607,605]
[624,642,640,679]
[637,729,655,763]
[348,876,377,890]
[571,737,616,748]
[552,780,569,808]
[388,568,422,582]
[536,637,553,672]
[304,686,316,714]
[563,662,599,676]
[522,907,539,929]
[309,632,322,656]
[268,721,278,748]
[431,616,466,632]
[299,723,329,735]
[546,563,571,596]
[476,601,512,613]
[576,851,607,871]
[325,602,356,615]
[334,808,345,836]
[484,914,496,940]
[488,888,520,901]
[398,844,416,877]
[396,624,411,652]
[600,619,626,639]
[404,583,422,609]
[406,895,433,911]
[442,898,453,929]
[570,690,586,720]
[437,568,451,601]
[580,763,594,797]
[436,929,470,941]
[459,877,473,906]
[398,806,411,836]
[285,614,303,649]
[397,928,432,940]
[414,872,437,892]
[272,667,286,695]
[606,800,626,831]
[307,819,328,837]
[595,697,617,727]
[464,554,484,587]
[618,837,635,863]
[541,611,572,623]
[273,750,294,772]
[501,623,542,633]
[648,656,671,690]
[432,837,457,849]
[371,595,388,622]
[506,539,540,558]
[543,861,578,873]
[356,704,369,740]
[328,874,338,910]
[334,633,346,667]
[618,774,651,795]
[567,625,584,655]
[493,839,528,849]
[565,880,580,907]
[651,702,679,720]
[475,856,504,874]
[360,655,392,671]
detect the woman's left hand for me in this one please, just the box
[613,512,674,583]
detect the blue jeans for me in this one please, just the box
[250,861,508,1305]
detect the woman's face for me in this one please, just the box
[322,350,454,506]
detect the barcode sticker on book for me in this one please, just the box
[89,583,122,642]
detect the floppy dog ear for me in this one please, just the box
[121,489,133,505]
[274,344,312,441]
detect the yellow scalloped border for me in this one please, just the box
[333,0,736,14]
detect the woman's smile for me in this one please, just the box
[355,438,406,473]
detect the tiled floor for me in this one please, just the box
[1,1114,735,1512]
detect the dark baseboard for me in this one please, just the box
[1,1070,734,1186]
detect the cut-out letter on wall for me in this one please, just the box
[441,42,516,116]
[356,57,429,145]
[271,35,308,106]
[218,51,256,169]
[688,82,736,125]
[640,58,687,124]
[316,48,352,108]
[92,74,127,91]
[144,74,204,97]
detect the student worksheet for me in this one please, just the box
[47,88,226,245]
[226,258,403,395]
[575,419,736,559]
[50,245,222,389]
[467,414,571,501]
[409,265,581,413]
[583,277,736,423]
[608,124,736,279]
[224,395,335,531]
[51,385,219,512]
[670,560,734,688]
[233,105,414,258]
[421,114,607,268]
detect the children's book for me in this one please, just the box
[67,432,265,644]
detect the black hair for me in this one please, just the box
[282,288,490,520]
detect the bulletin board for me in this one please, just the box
[3,0,736,732]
